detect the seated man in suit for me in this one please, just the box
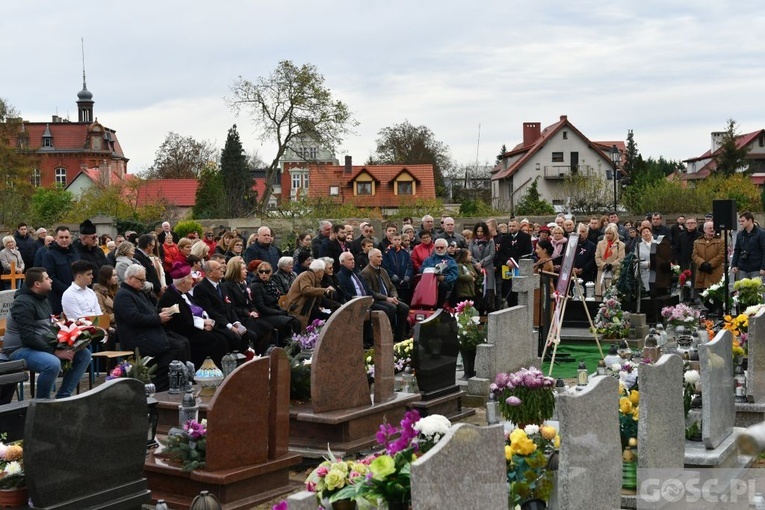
[113,264,189,392]
[361,249,409,343]
[193,259,271,354]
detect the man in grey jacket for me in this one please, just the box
[3,267,92,399]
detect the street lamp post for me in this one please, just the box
[609,144,620,212]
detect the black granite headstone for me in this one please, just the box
[24,378,150,509]
[413,309,460,399]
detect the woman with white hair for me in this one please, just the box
[0,236,24,287]
[271,256,297,295]
[282,258,334,331]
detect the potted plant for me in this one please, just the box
[734,277,765,311]
[305,453,371,509]
[491,367,556,427]
[331,411,451,509]
[660,303,701,334]
[0,436,26,507]
[451,300,486,379]
[700,276,731,316]
[592,287,630,339]
[161,419,207,471]
[505,424,559,510]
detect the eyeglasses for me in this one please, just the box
[434,246,447,250]
[132,276,146,283]
[258,269,272,274]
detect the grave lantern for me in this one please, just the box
[168,360,185,394]
[596,359,607,376]
[221,353,237,377]
[577,361,588,386]
[179,389,199,427]
[486,392,499,425]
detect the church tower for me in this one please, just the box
[76,40,94,123]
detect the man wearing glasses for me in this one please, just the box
[114,264,189,392]
[73,219,107,272]
[419,238,458,307]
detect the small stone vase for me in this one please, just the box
[459,348,476,380]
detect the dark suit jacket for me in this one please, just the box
[113,283,171,356]
[360,264,397,300]
[336,266,372,302]
[133,249,162,298]
[494,231,533,268]
[192,278,238,328]
[157,285,207,342]
[222,280,256,321]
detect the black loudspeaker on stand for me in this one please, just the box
[712,199,736,316]
[713,199,737,231]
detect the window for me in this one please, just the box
[303,173,309,188]
[291,173,302,190]
[562,131,568,140]
[552,152,564,162]
[397,181,413,195]
[43,137,52,148]
[31,168,41,187]
[329,186,339,196]
[357,182,372,195]
[55,167,67,186]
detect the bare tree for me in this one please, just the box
[144,132,218,179]
[227,60,358,211]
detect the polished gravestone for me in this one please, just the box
[146,349,301,510]
[410,309,474,420]
[700,329,735,450]
[25,378,150,509]
[411,423,508,509]
[290,297,421,457]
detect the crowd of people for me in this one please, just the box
[2,209,759,399]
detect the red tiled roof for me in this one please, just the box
[493,117,619,181]
[683,130,765,163]
[306,164,435,207]
[136,179,198,207]
[19,121,126,159]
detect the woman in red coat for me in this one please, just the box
[161,234,180,273]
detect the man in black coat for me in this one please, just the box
[673,217,702,271]
[13,223,37,272]
[193,259,271,354]
[493,218,533,307]
[113,264,189,392]
[42,226,81,315]
[72,220,108,272]
[312,220,332,259]
[573,226,597,285]
[244,226,280,267]
[133,234,163,301]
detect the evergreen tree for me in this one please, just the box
[219,125,254,217]
[624,130,639,177]
[515,177,555,215]
[715,118,751,177]
[193,163,225,219]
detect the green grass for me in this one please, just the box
[542,341,607,379]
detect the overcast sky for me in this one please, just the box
[4,1,764,174]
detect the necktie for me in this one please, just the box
[217,284,223,299]
[352,274,365,296]
[378,271,387,296]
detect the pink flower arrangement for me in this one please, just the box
[376,409,421,455]
[492,367,556,425]
[183,419,207,440]
[661,303,700,327]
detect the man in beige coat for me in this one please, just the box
[692,221,725,293]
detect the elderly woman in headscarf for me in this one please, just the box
[282,258,333,332]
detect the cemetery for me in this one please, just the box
[3,235,765,510]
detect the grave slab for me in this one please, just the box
[747,308,765,403]
[25,378,150,509]
[146,350,302,510]
[638,354,685,470]
[700,329,735,449]
[556,375,621,510]
[411,423,508,509]
[290,298,421,457]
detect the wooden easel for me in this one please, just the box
[541,276,604,376]
[1,262,23,290]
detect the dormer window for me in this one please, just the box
[397,181,413,195]
[357,182,372,195]
[43,137,52,148]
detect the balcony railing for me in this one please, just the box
[543,165,594,180]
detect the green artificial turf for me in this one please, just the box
[541,341,608,379]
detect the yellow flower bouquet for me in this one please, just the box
[505,424,559,507]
